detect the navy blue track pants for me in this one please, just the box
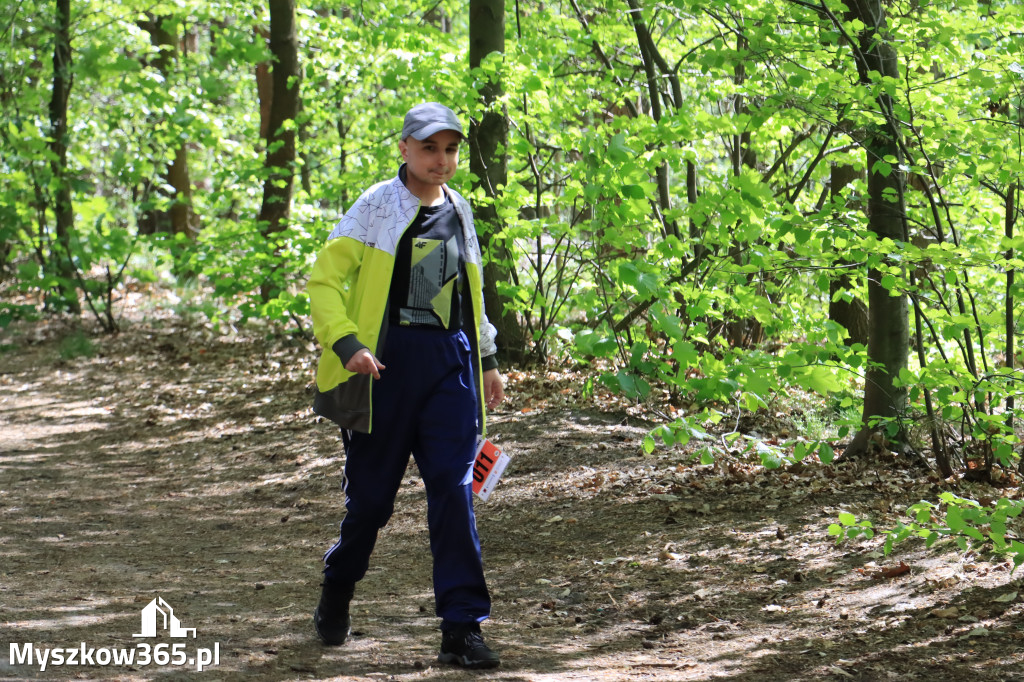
[323,325,490,626]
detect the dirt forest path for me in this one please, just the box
[2,320,1024,681]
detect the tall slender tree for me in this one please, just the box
[469,0,527,362]
[834,0,911,457]
[258,0,300,299]
[828,162,869,346]
[136,14,197,240]
[48,0,79,313]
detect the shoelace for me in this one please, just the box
[446,629,487,653]
[463,631,486,649]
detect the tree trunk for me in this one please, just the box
[841,0,911,457]
[48,0,79,313]
[725,30,764,348]
[256,28,273,141]
[258,0,300,300]
[424,6,452,33]
[137,15,197,241]
[828,162,869,346]
[626,0,676,239]
[469,0,528,364]
[1007,180,1018,467]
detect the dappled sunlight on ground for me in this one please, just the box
[2,320,1024,680]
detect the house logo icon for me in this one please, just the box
[132,596,196,638]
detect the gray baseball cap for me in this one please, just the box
[401,102,464,140]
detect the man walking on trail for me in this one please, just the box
[306,102,505,670]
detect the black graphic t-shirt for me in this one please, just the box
[388,197,465,329]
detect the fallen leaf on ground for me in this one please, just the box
[875,562,910,579]
[929,607,959,619]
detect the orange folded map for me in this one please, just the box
[472,438,511,501]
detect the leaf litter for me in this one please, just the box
[1,317,1023,679]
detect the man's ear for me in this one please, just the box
[398,138,409,160]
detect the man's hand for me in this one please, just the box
[345,348,386,379]
[482,368,504,410]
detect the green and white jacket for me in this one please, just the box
[308,166,497,433]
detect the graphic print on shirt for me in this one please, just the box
[400,235,460,328]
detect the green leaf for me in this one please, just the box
[575,330,617,357]
[524,75,545,91]
[964,527,985,542]
[642,434,656,455]
[743,392,764,412]
[615,370,649,399]
[742,371,773,399]
[759,445,783,469]
[621,184,646,199]
[945,505,964,532]
[818,443,835,464]
[792,366,843,395]
[872,160,893,177]
[608,133,632,163]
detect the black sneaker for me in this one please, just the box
[314,581,354,646]
[438,624,500,669]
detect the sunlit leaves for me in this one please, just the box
[1,0,1023,472]
[832,494,1024,571]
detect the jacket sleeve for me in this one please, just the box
[455,191,499,364]
[478,283,498,362]
[308,233,365,353]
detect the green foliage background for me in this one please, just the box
[2,0,1023,479]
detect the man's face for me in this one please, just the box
[399,129,461,191]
